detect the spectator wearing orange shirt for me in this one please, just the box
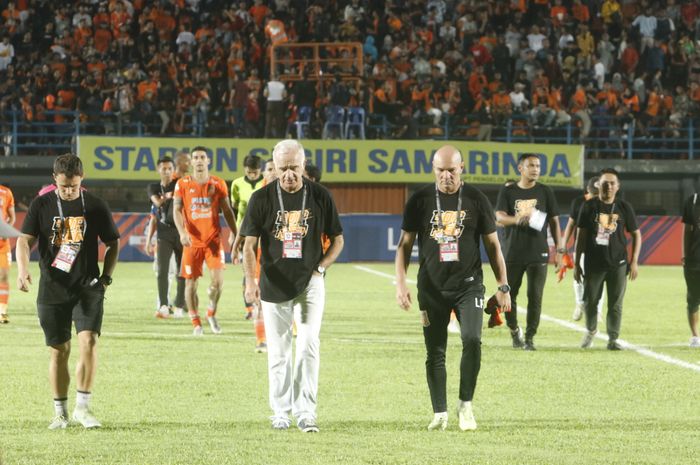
[550,0,569,27]
[549,83,572,125]
[249,0,270,27]
[492,85,512,125]
[639,87,661,137]
[531,86,556,127]
[570,83,591,139]
[467,66,488,99]
[571,0,590,23]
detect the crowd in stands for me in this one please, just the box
[0,0,699,157]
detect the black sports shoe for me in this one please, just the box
[607,340,623,351]
[510,328,524,348]
[523,339,536,351]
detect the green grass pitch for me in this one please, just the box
[1,262,698,465]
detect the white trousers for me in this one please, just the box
[261,275,325,422]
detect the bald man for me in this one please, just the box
[241,139,344,432]
[395,145,511,432]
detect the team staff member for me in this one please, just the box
[496,153,562,351]
[395,145,511,432]
[681,193,700,347]
[173,146,238,336]
[0,182,16,323]
[562,176,604,322]
[230,154,264,321]
[16,154,120,429]
[147,156,185,319]
[575,168,642,350]
[242,139,344,433]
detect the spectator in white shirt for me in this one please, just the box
[632,8,658,53]
[0,36,14,71]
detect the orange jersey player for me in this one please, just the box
[0,183,15,323]
[173,146,237,336]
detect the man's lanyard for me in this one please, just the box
[598,198,615,217]
[56,190,86,230]
[276,181,307,230]
[435,183,462,230]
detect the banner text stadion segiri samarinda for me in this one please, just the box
[78,136,584,188]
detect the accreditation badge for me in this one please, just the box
[439,236,459,262]
[51,243,81,272]
[595,224,610,246]
[282,231,303,259]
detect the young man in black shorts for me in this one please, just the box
[16,154,120,429]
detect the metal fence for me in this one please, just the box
[1,110,696,160]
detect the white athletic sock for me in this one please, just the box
[54,398,68,417]
[76,391,91,409]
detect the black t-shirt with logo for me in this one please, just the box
[577,197,638,272]
[495,182,559,264]
[569,195,585,224]
[241,179,343,303]
[21,191,120,304]
[148,179,178,237]
[682,193,700,269]
[402,183,497,292]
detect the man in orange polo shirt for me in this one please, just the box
[174,146,237,335]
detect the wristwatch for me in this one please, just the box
[557,248,566,254]
[315,265,326,276]
[497,284,511,293]
[100,275,113,286]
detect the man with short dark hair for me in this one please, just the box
[575,168,642,350]
[682,191,700,348]
[395,145,510,431]
[496,153,562,351]
[562,176,604,321]
[16,154,120,429]
[242,139,344,432]
[147,156,185,319]
[304,163,322,183]
[173,146,238,335]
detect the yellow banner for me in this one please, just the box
[78,136,584,187]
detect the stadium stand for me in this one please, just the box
[0,0,698,159]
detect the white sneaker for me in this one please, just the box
[192,325,203,336]
[207,316,222,334]
[172,307,185,318]
[447,319,460,334]
[572,304,583,321]
[48,414,69,430]
[690,336,700,348]
[427,412,448,431]
[72,406,101,429]
[155,305,170,319]
[581,330,597,349]
[457,401,477,431]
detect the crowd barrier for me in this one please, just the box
[9,212,682,266]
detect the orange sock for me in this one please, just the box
[0,282,9,313]
[255,317,266,344]
[189,310,201,327]
[206,308,216,318]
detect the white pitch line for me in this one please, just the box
[353,265,700,374]
[353,265,416,284]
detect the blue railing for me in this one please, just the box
[0,110,697,160]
